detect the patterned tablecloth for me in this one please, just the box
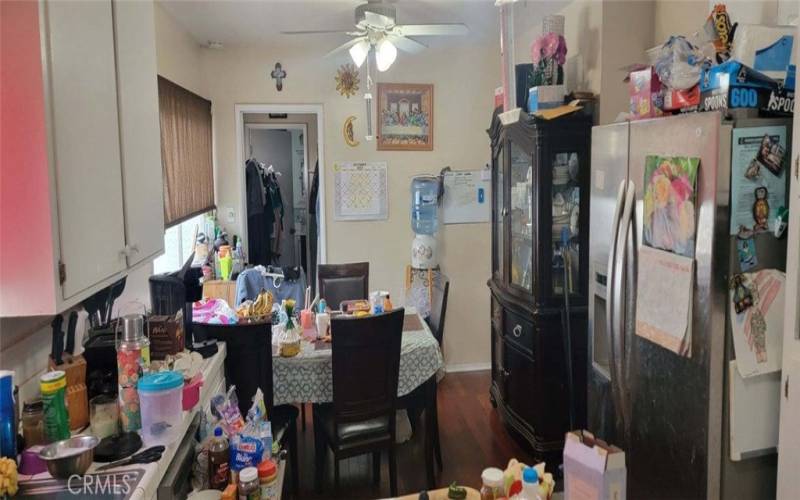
[272,311,443,405]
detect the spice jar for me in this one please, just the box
[237,466,260,500]
[480,467,505,500]
[257,460,278,500]
[21,398,44,447]
[90,394,119,439]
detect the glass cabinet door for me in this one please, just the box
[510,141,533,293]
[550,151,581,295]
[493,144,505,280]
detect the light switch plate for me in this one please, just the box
[224,207,236,224]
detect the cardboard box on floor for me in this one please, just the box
[563,430,626,500]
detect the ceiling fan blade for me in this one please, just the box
[393,24,469,37]
[387,34,427,54]
[364,11,394,29]
[281,29,353,35]
[324,37,366,59]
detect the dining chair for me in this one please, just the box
[194,321,299,495]
[317,262,369,310]
[399,273,449,480]
[313,308,405,496]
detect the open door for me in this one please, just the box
[777,60,800,498]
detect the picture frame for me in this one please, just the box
[376,83,433,151]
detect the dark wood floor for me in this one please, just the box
[290,370,533,499]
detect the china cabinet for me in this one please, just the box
[487,108,591,469]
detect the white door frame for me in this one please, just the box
[234,104,326,265]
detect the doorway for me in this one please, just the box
[235,104,326,291]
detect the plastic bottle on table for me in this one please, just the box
[515,466,542,500]
[208,427,231,491]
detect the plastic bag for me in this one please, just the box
[654,36,706,90]
[211,386,245,436]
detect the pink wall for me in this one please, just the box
[1,1,57,315]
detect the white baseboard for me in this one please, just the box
[445,362,491,373]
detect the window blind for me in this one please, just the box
[157,76,214,227]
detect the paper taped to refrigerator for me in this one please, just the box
[729,126,787,235]
[635,246,694,357]
[729,269,785,379]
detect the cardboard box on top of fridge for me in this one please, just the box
[699,60,777,112]
[762,64,795,117]
[528,85,566,112]
[731,24,796,82]
[662,85,701,113]
[563,430,626,500]
[628,67,663,120]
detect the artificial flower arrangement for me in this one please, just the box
[531,31,568,86]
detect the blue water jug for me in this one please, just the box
[411,176,439,235]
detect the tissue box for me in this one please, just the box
[699,60,777,112]
[628,67,663,119]
[528,85,566,112]
[731,24,796,81]
[762,64,795,117]
[563,430,626,500]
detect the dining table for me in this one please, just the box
[271,307,443,405]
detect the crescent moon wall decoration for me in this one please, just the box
[343,116,360,147]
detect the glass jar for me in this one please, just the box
[257,460,278,500]
[238,466,260,500]
[21,398,44,447]
[480,467,505,500]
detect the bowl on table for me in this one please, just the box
[39,435,100,478]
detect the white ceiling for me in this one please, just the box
[158,0,502,48]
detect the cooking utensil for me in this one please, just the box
[95,445,165,471]
[82,290,106,329]
[51,315,64,365]
[104,277,127,325]
[38,435,99,479]
[65,311,78,356]
[94,431,142,463]
[72,310,88,357]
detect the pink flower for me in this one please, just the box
[671,175,693,204]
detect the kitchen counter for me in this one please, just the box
[18,343,227,499]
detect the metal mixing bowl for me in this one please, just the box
[39,435,100,478]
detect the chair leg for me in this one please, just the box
[313,419,324,493]
[333,455,340,492]
[432,395,443,471]
[424,380,436,489]
[300,403,306,431]
[388,445,397,497]
[372,451,381,487]
[288,419,300,495]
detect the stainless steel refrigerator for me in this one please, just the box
[588,112,790,499]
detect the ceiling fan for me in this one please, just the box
[281,0,469,71]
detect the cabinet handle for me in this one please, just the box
[501,208,508,218]
[502,369,511,379]
[118,249,128,260]
[128,244,139,254]
[512,325,522,338]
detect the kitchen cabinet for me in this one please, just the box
[0,0,163,316]
[487,108,591,469]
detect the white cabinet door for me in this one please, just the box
[44,0,127,299]
[112,0,164,267]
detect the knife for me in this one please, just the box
[65,311,78,357]
[51,314,64,366]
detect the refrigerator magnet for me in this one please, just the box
[735,228,758,272]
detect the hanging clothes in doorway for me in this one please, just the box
[245,159,271,266]
[262,167,285,261]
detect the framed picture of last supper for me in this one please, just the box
[376,83,433,151]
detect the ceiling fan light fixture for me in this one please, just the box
[375,39,397,72]
[349,40,370,67]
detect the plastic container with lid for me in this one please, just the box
[21,398,45,448]
[411,175,440,235]
[257,460,278,500]
[137,371,184,446]
[237,466,260,499]
[480,467,504,500]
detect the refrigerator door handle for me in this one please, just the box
[612,180,636,437]
[606,180,627,424]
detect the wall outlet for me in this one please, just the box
[224,206,236,224]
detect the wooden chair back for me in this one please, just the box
[318,262,369,309]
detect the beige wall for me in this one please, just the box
[153,2,205,96]
[200,36,499,368]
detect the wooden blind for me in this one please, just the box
[157,76,214,227]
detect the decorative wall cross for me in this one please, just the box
[270,62,286,91]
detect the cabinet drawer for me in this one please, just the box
[503,308,535,356]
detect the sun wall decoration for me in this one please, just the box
[335,63,360,98]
